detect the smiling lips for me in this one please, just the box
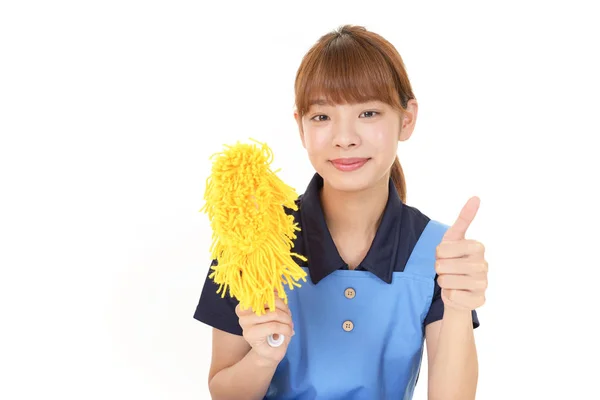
[330,157,370,172]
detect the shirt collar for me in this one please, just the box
[299,173,403,284]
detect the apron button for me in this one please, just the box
[342,320,354,332]
[344,288,356,299]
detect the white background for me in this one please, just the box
[1,0,599,399]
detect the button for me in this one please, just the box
[344,287,356,299]
[342,320,354,332]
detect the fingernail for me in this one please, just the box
[292,330,296,336]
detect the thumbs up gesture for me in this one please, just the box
[435,197,488,311]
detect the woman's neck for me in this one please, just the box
[319,176,390,239]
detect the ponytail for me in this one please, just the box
[390,155,406,203]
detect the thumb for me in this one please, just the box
[442,196,480,241]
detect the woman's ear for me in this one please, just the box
[399,99,418,142]
[294,110,306,148]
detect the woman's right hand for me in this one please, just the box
[235,296,295,367]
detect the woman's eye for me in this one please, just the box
[311,115,329,122]
[360,111,379,118]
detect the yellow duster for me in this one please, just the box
[200,139,307,317]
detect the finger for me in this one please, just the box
[443,288,485,309]
[442,196,480,242]
[435,258,488,275]
[236,296,291,317]
[266,296,291,315]
[235,303,249,317]
[235,303,262,317]
[436,239,485,259]
[437,274,487,291]
[442,288,472,307]
[442,289,470,310]
[239,308,293,329]
[250,321,294,340]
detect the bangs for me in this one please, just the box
[295,34,404,116]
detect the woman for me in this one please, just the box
[194,24,488,399]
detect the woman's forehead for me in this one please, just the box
[308,98,387,108]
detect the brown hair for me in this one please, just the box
[294,25,415,202]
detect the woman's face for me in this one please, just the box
[294,99,417,193]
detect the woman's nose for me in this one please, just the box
[332,123,360,149]
[335,138,357,148]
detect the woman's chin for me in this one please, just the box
[320,166,386,193]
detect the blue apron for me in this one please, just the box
[266,220,448,400]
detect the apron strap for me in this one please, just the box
[403,219,449,278]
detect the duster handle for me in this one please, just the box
[267,333,285,347]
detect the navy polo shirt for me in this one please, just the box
[194,173,479,335]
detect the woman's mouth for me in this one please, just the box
[329,158,370,172]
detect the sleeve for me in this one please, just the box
[193,259,243,336]
[424,274,480,329]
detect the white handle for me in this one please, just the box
[267,333,285,347]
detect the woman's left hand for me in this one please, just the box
[435,197,488,311]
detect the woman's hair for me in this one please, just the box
[294,25,415,202]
